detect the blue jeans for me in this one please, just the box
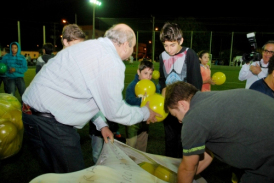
[7,77,26,96]
[22,112,85,173]
[90,135,103,164]
[0,77,8,93]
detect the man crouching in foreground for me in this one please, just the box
[164,81,274,183]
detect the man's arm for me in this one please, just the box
[196,150,214,174]
[178,155,199,183]
[158,54,166,92]
[91,111,114,143]
[238,63,253,81]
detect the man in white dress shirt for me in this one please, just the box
[239,40,274,89]
[22,23,159,173]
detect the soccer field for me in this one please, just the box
[0,63,245,183]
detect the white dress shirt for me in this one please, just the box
[238,59,268,89]
[22,37,149,129]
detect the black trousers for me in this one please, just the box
[163,113,183,158]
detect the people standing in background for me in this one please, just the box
[239,40,274,89]
[36,43,54,74]
[0,47,10,93]
[158,22,202,158]
[2,42,28,99]
[198,50,215,92]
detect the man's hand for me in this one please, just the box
[250,63,261,75]
[145,101,162,124]
[100,126,114,143]
[9,68,15,73]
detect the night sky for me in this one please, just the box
[2,0,271,52]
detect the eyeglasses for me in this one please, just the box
[263,49,274,55]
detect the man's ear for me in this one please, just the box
[123,41,129,53]
[178,100,190,113]
[137,69,140,75]
[63,39,69,47]
[179,38,184,45]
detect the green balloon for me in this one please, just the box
[0,63,7,74]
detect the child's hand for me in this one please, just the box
[210,79,215,85]
[141,92,147,101]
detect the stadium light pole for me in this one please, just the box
[90,0,101,39]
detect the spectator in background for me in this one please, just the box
[198,50,215,92]
[249,54,274,98]
[0,47,10,93]
[2,42,28,99]
[27,54,31,63]
[36,43,54,74]
[239,40,274,89]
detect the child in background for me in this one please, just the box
[198,50,215,91]
[125,60,160,152]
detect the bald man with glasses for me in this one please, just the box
[239,40,274,88]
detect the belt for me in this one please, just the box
[22,103,55,119]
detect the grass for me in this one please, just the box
[0,62,245,183]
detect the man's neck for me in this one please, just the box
[264,76,274,91]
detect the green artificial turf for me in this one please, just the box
[0,63,245,183]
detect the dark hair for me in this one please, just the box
[197,50,210,63]
[62,24,86,43]
[159,22,183,43]
[268,55,274,75]
[43,43,54,54]
[164,81,198,113]
[138,60,154,72]
[198,50,210,58]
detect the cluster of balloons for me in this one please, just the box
[138,162,177,182]
[212,72,226,85]
[135,79,168,122]
[0,93,23,159]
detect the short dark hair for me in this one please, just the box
[43,43,54,54]
[164,81,198,113]
[268,55,274,75]
[138,60,154,72]
[159,22,183,43]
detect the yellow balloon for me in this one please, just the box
[135,79,156,97]
[138,162,156,175]
[0,93,23,160]
[154,165,177,182]
[152,70,160,80]
[141,93,169,122]
[0,122,18,144]
[212,72,226,85]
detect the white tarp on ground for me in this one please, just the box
[30,139,207,183]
